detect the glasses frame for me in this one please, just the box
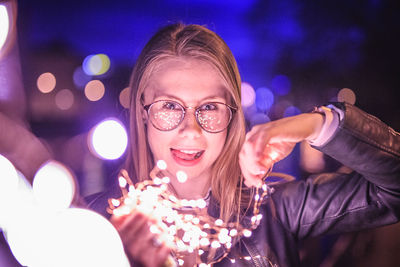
[143,99,237,133]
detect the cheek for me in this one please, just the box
[208,132,227,159]
[147,126,168,160]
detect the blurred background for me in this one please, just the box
[1,0,400,266]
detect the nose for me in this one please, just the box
[178,108,202,138]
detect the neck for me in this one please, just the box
[168,172,211,200]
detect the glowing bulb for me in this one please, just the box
[211,241,221,248]
[89,118,128,160]
[119,176,127,187]
[0,5,9,52]
[229,229,237,237]
[157,160,167,170]
[270,151,279,161]
[243,229,252,237]
[176,171,187,183]
[32,160,75,211]
[111,199,120,207]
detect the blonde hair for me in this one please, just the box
[126,23,246,222]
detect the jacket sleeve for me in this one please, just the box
[271,103,400,239]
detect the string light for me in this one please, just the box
[107,160,288,265]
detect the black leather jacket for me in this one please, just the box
[87,103,400,267]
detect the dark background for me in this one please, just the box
[2,0,400,266]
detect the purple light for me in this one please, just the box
[271,75,291,96]
[283,106,301,117]
[255,87,274,112]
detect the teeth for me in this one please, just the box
[179,150,200,154]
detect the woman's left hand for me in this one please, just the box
[239,113,324,187]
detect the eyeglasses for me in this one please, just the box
[143,100,236,133]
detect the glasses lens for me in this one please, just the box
[148,101,184,131]
[197,103,232,133]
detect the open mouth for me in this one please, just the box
[170,149,204,161]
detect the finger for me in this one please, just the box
[239,145,266,176]
[144,245,171,267]
[115,212,150,246]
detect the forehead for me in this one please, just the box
[144,58,230,103]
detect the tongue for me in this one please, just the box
[172,149,198,160]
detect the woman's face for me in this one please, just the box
[143,58,229,184]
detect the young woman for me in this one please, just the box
[88,23,400,267]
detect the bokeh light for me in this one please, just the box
[37,72,56,93]
[32,160,75,211]
[73,66,92,89]
[40,208,129,267]
[84,80,105,101]
[337,88,356,104]
[55,89,74,110]
[6,208,129,267]
[255,87,274,112]
[249,113,270,128]
[283,106,301,117]
[0,5,9,52]
[83,53,111,76]
[0,154,19,228]
[88,118,128,160]
[271,75,291,96]
[119,87,130,109]
[176,170,188,183]
[241,82,256,108]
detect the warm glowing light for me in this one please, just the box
[83,54,111,76]
[8,208,129,267]
[176,170,187,183]
[55,89,74,110]
[36,72,56,93]
[108,163,282,265]
[269,151,279,161]
[157,160,167,170]
[241,82,256,108]
[337,88,356,104]
[32,161,75,211]
[0,154,19,228]
[84,80,105,101]
[89,118,128,160]
[119,87,130,109]
[0,5,9,52]
[243,229,252,237]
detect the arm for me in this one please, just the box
[240,103,400,238]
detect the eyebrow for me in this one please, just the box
[153,88,229,103]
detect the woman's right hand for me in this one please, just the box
[111,211,170,267]
[239,113,325,187]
